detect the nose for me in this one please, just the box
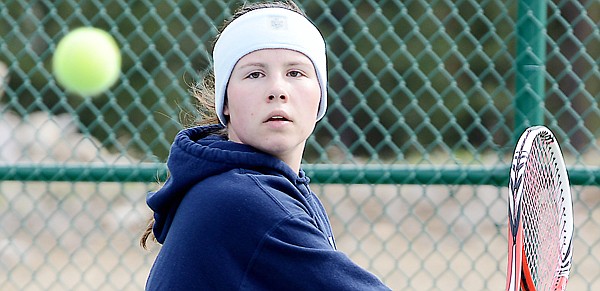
[267,77,288,102]
[268,94,286,101]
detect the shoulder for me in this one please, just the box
[166,168,315,261]
[178,168,308,227]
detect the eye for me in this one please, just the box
[247,71,263,79]
[288,70,304,77]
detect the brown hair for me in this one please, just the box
[140,0,305,249]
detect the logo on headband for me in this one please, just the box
[270,16,288,30]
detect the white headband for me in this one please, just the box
[213,7,327,125]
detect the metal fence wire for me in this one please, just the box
[1,0,599,290]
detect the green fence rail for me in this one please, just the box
[1,0,599,290]
[1,163,600,185]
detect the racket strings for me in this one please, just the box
[522,134,563,290]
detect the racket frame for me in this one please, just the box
[506,126,574,291]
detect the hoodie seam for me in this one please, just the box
[237,213,304,290]
[246,172,295,217]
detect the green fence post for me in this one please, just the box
[514,0,547,138]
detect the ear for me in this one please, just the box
[223,103,229,116]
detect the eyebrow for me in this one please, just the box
[237,63,266,69]
[237,60,313,70]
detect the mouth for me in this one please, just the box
[267,115,290,122]
[264,112,292,123]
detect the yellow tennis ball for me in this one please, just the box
[53,27,121,96]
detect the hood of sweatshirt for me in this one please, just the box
[146,124,310,244]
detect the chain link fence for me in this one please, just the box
[1,0,599,290]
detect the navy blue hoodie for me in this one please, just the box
[146,125,390,290]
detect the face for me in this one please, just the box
[224,49,321,172]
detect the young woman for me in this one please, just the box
[142,1,390,290]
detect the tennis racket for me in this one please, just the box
[506,125,574,291]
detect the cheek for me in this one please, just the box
[225,96,255,130]
[305,85,322,115]
[224,85,243,117]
